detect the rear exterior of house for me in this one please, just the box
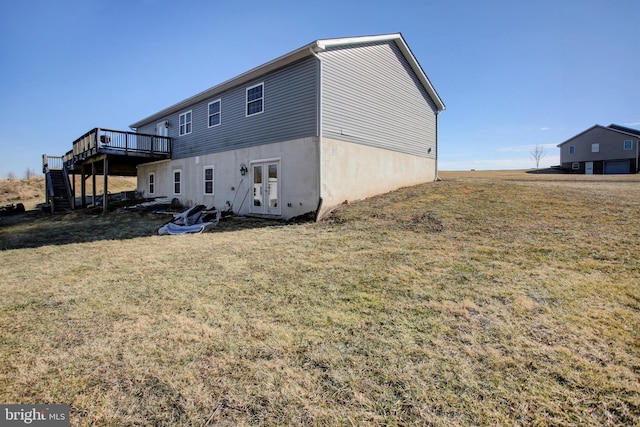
[558,124,640,174]
[132,34,445,219]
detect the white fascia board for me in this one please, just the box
[393,35,446,112]
[130,42,316,129]
[316,33,402,50]
[317,33,445,111]
[130,33,445,128]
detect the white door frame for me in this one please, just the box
[250,158,281,215]
[156,121,169,137]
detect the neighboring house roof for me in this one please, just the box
[557,124,640,147]
[607,124,640,137]
[129,33,445,129]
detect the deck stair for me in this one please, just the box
[48,170,72,212]
[43,156,73,213]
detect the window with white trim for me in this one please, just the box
[208,100,221,127]
[572,162,580,170]
[624,140,633,150]
[591,143,599,153]
[173,169,182,195]
[148,172,155,195]
[204,166,214,195]
[569,146,575,154]
[179,111,192,135]
[246,83,264,116]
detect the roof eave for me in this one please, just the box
[130,41,319,129]
[130,33,445,128]
[317,33,445,111]
[557,124,640,147]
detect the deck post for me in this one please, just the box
[72,172,76,210]
[103,157,109,214]
[91,162,96,208]
[80,164,87,209]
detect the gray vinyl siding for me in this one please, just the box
[560,127,638,164]
[136,57,318,159]
[320,41,438,158]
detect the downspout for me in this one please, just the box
[435,110,441,181]
[310,45,324,220]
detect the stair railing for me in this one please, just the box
[42,154,65,213]
[62,163,75,210]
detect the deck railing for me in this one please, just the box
[72,128,171,161]
[42,155,65,172]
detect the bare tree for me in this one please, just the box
[24,168,37,179]
[530,144,546,170]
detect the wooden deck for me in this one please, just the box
[69,128,171,173]
[43,128,171,213]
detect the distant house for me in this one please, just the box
[43,33,445,217]
[557,124,640,174]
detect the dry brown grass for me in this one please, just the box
[0,176,46,210]
[1,170,638,426]
[0,176,137,211]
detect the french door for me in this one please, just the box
[251,160,280,215]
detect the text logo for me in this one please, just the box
[1,405,69,426]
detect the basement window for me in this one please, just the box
[173,169,182,195]
[148,173,155,195]
[246,83,264,116]
[179,111,192,136]
[572,162,580,170]
[624,140,633,150]
[204,166,214,195]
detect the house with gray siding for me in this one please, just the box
[44,33,444,217]
[558,124,640,174]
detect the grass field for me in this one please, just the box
[1,170,638,426]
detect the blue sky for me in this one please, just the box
[1,0,638,178]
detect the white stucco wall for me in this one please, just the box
[137,137,320,219]
[318,137,436,218]
[137,136,436,221]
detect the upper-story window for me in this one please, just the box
[246,83,264,116]
[208,100,221,127]
[591,143,599,153]
[624,140,633,150]
[179,111,192,135]
[569,146,575,154]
